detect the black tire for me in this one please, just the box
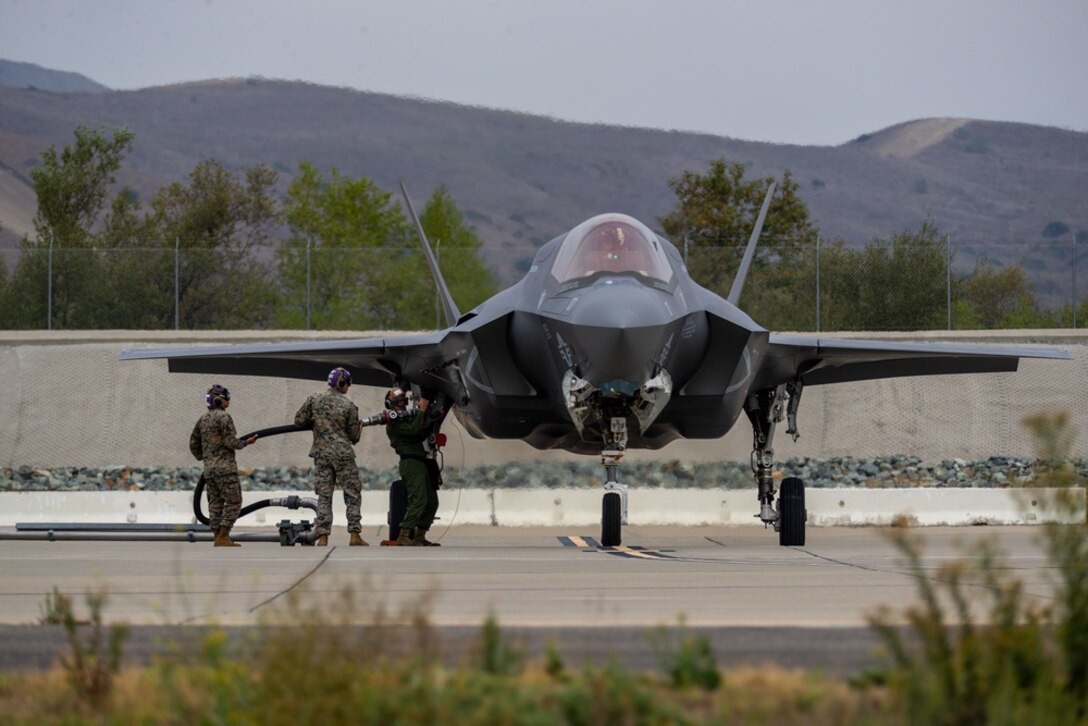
[778,477,806,546]
[601,492,622,547]
[388,479,407,540]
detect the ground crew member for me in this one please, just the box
[295,367,366,546]
[190,384,257,547]
[385,386,445,546]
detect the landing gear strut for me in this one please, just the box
[744,381,806,546]
[600,417,629,547]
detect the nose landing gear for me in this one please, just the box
[601,449,628,547]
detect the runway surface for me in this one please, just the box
[0,524,1058,673]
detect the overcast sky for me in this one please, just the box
[1,0,1085,146]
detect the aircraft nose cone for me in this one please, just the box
[566,279,672,329]
[564,282,674,385]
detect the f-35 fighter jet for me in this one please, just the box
[121,184,1070,547]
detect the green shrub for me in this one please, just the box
[649,616,721,691]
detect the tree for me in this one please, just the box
[955,261,1043,329]
[658,160,819,329]
[277,166,497,330]
[142,160,281,329]
[813,239,864,331]
[276,161,411,330]
[4,126,135,329]
[413,185,497,326]
[30,125,134,248]
[852,219,949,331]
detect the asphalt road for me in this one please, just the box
[0,524,1056,674]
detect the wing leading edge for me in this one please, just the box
[761,334,1072,387]
[118,332,452,388]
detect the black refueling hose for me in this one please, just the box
[193,423,315,526]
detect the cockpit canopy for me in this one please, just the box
[550,214,673,285]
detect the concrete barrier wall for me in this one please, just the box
[2,487,1082,528]
[1,330,1086,469]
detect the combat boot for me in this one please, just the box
[349,532,369,546]
[214,527,241,547]
[414,529,441,547]
[395,527,419,546]
[316,534,328,546]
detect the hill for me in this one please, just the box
[0,72,1086,284]
[0,58,108,94]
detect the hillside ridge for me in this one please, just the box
[1,72,1085,281]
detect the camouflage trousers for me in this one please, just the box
[205,473,242,531]
[314,459,362,536]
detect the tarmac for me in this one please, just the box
[0,524,1060,673]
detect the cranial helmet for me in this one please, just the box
[206,384,231,410]
[593,225,624,249]
[385,386,409,411]
[327,367,352,389]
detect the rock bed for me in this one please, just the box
[4,455,1087,491]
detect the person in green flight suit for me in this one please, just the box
[385,386,445,546]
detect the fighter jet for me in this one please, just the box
[121,184,1071,547]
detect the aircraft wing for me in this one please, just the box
[119,331,455,388]
[760,333,1072,387]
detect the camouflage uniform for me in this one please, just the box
[189,409,248,532]
[387,407,442,534]
[295,388,362,536]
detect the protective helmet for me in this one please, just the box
[592,225,624,250]
[385,386,409,411]
[206,384,230,410]
[327,367,352,389]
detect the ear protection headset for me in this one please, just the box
[206,384,231,410]
[327,367,352,389]
[385,387,408,410]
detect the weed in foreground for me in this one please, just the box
[5,588,896,724]
[869,411,1088,725]
[40,586,130,710]
[649,615,721,691]
[473,612,525,676]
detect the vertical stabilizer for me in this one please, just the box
[726,182,776,307]
[400,182,461,328]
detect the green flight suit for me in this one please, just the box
[386,408,440,533]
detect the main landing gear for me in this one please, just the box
[745,381,807,546]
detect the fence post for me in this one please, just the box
[174,237,180,331]
[47,233,54,331]
[815,234,821,332]
[305,238,311,330]
[435,239,441,330]
[946,235,952,330]
[1073,237,1078,329]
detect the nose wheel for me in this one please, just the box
[600,445,627,547]
[601,481,628,546]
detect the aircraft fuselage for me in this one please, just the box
[445,214,766,454]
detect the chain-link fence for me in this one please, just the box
[684,237,1086,331]
[0,245,497,331]
[0,239,1084,331]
